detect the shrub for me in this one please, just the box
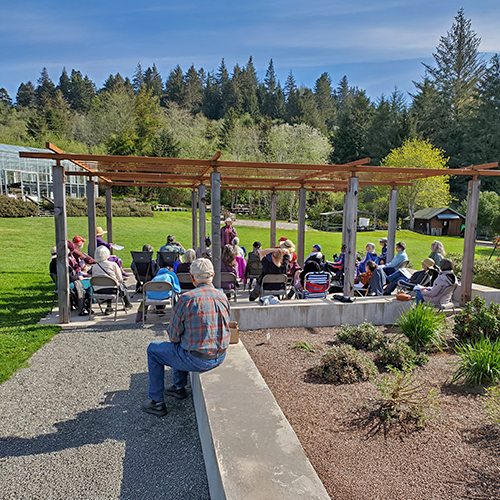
[64,197,153,217]
[453,296,500,343]
[377,340,428,372]
[312,344,378,384]
[398,303,447,353]
[291,341,315,353]
[483,385,500,425]
[447,252,500,290]
[370,368,440,435]
[0,195,39,217]
[336,323,387,351]
[451,337,500,386]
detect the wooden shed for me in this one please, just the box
[411,207,465,237]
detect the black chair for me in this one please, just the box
[157,250,180,269]
[244,260,263,290]
[130,251,155,295]
[221,272,238,302]
[176,272,195,293]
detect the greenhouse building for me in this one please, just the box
[0,143,89,201]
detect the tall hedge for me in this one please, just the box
[0,195,39,217]
[43,198,153,217]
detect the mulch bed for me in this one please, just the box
[240,326,500,500]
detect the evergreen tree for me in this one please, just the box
[0,88,12,107]
[314,72,335,132]
[164,65,186,107]
[262,59,285,119]
[217,58,232,116]
[241,56,260,119]
[135,86,162,154]
[202,72,222,120]
[35,68,56,108]
[68,70,95,113]
[133,62,144,92]
[299,87,322,131]
[16,81,36,108]
[184,64,203,113]
[151,129,181,157]
[58,68,71,101]
[143,64,163,98]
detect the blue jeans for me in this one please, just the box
[385,270,407,294]
[147,341,226,402]
[415,290,424,304]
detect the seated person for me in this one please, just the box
[160,235,186,255]
[384,257,438,295]
[358,242,378,274]
[196,237,212,259]
[91,246,132,315]
[329,244,347,274]
[95,226,129,277]
[131,244,157,292]
[232,237,245,258]
[299,259,322,287]
[378,238,388,264]
[383,241,408,276]
[366,260,386,296]
[249,247,290,301]
[72,236,95,265]
[304,244,323,265]
[429,240,446,268]
[416,259,457,306]
[247,241,261,265]
[176,249,196,290]
[279,236,297,262]
[220,245,239,294]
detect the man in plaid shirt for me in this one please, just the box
[142,258,231,417]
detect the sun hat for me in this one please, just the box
[279,239,296,254]
[422,257,435,268]
[73,235,86,244]
[313,244,322,252]
[225,217,232,223]
[50,246,57,259]
[96,226,107,237]
[379,237,387,243]
[279,236,288,242]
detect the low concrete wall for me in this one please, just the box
[191,342,331,500]
[453,283,500,305]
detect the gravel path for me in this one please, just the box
[0,323,209,500]
[233,219,310,231]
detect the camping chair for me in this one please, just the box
[89,275,127,321]
[157,250,180,269]
[142,281,175,327]
[176,272,195,293]
[296,272,331,299]
[244,260,263,290]
[130,251,155,296]
[396,268,438,294]
[260,274,288,299]
[221,272,238,302]
[394,259,409,270]
[437,283,459,314]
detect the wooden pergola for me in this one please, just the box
[20,143,500,323]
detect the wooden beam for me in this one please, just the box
[270,191,277,248]
[199,184,206,257]
[297,187,307,267]
[106,188,113,254]
[191,190,198,249]
[87,180,96,258]
[211,173,221,289]
[387,189,398,262]
[343,176,359,298]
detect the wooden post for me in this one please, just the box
[191,189,198,249]
[270,191,277,248]
[105,187,113,254]
[387,188,398,262]
[53,162,70,324]
[343,176,359,297]
[199,184,206,256]
[87,179,96,257]
[460,179,481,306]
[211,172,221,288]
[342,194,347,246]
[297,187,306,266]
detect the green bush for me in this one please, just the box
[312,344,378,384]
[64,197,153,217]
[451,337,500,386]
[291,341,315,353]
[483,385,500,425]
[453,296,500,343]
[447,252,500,289]
[377,340,429,372]
[0,195,39,217]
[398,303,447,353]
[336,322,387,351]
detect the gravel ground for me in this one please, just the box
[232,219,311,231]
[241,326,500,500]
[0,323,209,500]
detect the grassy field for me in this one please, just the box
[0,211,487,383]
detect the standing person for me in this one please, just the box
[429,240,446,267]
[378,238,388,264]
[221,218,237,247]
[141,258,231,417]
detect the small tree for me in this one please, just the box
[381,138,451,230]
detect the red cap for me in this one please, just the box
[279,236,288,242]
[73,236,86,244]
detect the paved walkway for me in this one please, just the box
[0,320,210,499]
[233,219,311,231]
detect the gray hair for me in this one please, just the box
[190,258,214,282]
[232,236,240,246]
[431,240,446,256]
[94,245,110,263]
[366,242,375,253]
[184,248,196,264]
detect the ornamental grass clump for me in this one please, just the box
[451,337,500,386]
[453,296,500,343]
[398,303,447,353]
[291,341,315,353]
[336,323,387,351]
[377,340,428,372]
[312,344,378,384]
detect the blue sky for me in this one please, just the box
[2,0,500,103]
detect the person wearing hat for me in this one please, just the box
[383,257,438,295]
[378,238,388,264]
[415,258,456,306]
[95,226,130,277]
[221,218,237,247]
[304,244,323,264]
[279,236,297,262]
[72,236,95,265]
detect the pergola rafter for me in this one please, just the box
[19,144,499,324]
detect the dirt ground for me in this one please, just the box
[240,326,500,500]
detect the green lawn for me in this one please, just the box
[0,211,483,383]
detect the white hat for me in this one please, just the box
[225,217,232,222]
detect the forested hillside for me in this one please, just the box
[1,9,500,224]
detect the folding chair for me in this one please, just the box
[142,281,175,326]
[394,259,409,270]
[89,275,127,321]
[157,250,180,269]
[296,272,331,299]
[221,272,238,302]
[176,272,195,293]
[260,274,288,299]
[130,251,155,296]
[49,273,58,314]
[244,260,263,290]
[436,283,459,314]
